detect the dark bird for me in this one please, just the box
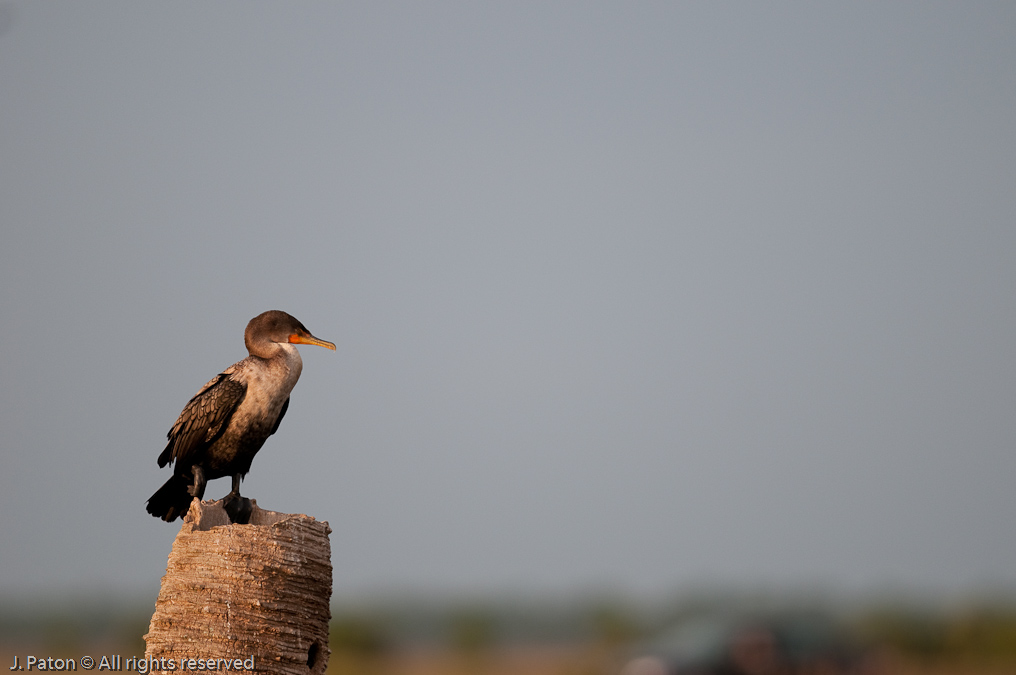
[146,310,335,523]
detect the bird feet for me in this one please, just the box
[187,466,207,499]
[222,491,253,524]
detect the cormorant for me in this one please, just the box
[146,310,335,523]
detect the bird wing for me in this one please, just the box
[270,396,290,436]
[158,371,248,469]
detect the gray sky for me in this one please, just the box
[1,2,1014,604]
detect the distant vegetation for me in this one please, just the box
[4,592,1016,673]
[854,605,1016,660]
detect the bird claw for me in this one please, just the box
[222,492,253,524]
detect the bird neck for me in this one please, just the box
[245,342,304,388]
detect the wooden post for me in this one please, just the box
[144,499,332,675]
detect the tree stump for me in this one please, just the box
[144,499,332,675]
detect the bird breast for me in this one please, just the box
[206,345,303,471]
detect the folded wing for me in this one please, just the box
[157,372,248,469]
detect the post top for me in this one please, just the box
[183,498,331,533]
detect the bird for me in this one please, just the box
[146,310,335,523]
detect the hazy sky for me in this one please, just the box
[1,2,1014,604]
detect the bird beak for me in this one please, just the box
[289,333,336,350]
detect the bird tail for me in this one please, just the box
[146,474,194,522]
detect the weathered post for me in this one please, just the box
[144,499,332,675]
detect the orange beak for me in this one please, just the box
[288,333,336,350]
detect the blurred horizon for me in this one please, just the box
[7,579,1016,616]
[5,585,1016,674]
